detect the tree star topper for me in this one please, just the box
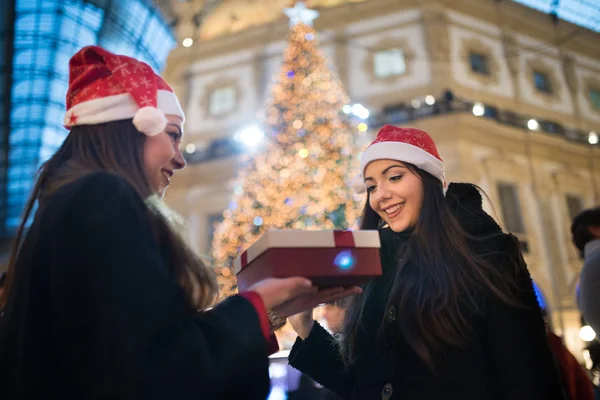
[284,1,319,27]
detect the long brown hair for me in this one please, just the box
[0,119,218,311]
[342,163,520,372]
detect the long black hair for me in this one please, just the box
[0,120,218,311]
[341,163,520,372]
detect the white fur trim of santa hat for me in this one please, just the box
[64,89,184,137]
[355,142,446,193]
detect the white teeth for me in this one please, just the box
[384,203,404,214]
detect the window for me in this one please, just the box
[469,52,489,75]
[533,70,552,93]
[566,194,584,219]
[373,49,406,78]
[497,183,526,233]
[589,88,600,110]
[209,86,237,117]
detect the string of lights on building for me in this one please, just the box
[183,92,598,165]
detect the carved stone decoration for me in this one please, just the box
[178,70,193,113]
[334,32,350,89]
[561,54,578,96]
[501,33,519,78]
[421,8,450,65]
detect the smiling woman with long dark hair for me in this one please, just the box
[288,125,565,400]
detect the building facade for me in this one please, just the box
[163,0,600,358]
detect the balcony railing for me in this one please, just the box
[185,92,597,165]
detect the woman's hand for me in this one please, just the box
[275,286,361,319]
[248,277,316,310]
[285,286,361,340]
[249,278,361,339]
[288,309,315,340]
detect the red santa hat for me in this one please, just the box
[352,125,445,194]
[64,45,184,136]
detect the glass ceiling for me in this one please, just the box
[4,0,175,234]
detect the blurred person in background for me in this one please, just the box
[571,207,600,341]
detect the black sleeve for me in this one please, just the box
[288,322,353,399]
[46,173,270,400]
[484,235,566,400]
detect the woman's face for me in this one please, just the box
[364,159,424,232]
[143,115,185,197]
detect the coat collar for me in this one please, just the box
[445,182,502,236]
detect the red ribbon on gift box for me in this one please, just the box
[333,230,356,247]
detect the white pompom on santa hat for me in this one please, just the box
[63,45,184,136]
[353,125,446,194]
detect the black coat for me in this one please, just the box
[289,183,566,400]
[0,172,270,400]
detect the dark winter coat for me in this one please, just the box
[0,172,270,400]
[289,183,566,400]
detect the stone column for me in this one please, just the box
[420,4,451,94]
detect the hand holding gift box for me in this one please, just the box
[235,230,382,291]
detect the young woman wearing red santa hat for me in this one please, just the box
[0,46,358,399]
[289,125,566,400]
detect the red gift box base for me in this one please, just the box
[236,247,382,292]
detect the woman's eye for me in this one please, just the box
[366,185,376,193]
[168,132,180,141]
[390,175,403,181]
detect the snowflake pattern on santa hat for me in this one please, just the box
[370,126,443,162]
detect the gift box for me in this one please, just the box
[234,230,382,291]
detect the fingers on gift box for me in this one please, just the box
[234,230,382,291]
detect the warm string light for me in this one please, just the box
[211,22,364,302]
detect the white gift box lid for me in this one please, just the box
[234,230,380,274]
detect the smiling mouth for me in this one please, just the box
[161,169,173,184]
[383,202,405,218]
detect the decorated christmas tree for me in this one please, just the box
[211,2,367,301]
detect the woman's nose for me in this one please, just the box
[172,147,186,170]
